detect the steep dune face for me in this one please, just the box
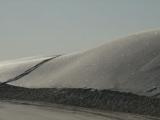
[0,30,160,97]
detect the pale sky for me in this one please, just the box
[0,0,160,60]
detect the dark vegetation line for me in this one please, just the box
[146,87,157,93]
[147,66,160,73]
[0,84,160,117]
[152,93,160,97]
[0,55,61,86]
[146,87,160,97]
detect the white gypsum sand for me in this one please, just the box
[0,30,160,97]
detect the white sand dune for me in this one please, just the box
[0,30,160,97]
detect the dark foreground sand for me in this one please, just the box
[0,84,160,118]
[0,101,159,120]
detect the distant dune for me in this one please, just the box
[1,30,160,118]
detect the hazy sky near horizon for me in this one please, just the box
[0,0,160,60]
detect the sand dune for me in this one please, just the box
[1,30,160,119]
[0,30,160,97]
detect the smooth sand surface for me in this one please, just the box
[0,101,158,120]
